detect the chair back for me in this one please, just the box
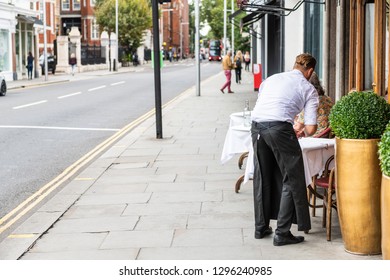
[314,127,332,138]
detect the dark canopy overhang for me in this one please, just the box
[241,11,266,27]
[233,0,325,28]
[17,15,44,27]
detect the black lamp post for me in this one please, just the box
[152,0,171,139]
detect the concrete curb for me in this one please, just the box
[0,71,222,260]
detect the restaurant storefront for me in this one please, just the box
[234,1,324,82]
[0,3,15,81]
[0,2,40,81]
[15,16,41,80]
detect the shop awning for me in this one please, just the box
[17,15,44,28]
[241,11,266,27]
[233,0,324,28]
[231,0,280,28]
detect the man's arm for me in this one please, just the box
[304,124,318,136]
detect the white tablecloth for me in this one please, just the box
[299,138,335,185]
[220,124,252,164]
[220,123,335,186]
[229,111,250,127]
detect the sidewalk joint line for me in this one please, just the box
[0,108,155,234]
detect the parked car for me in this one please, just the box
[39,54,56,74]
[0,75,6,97]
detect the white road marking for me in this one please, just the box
[13,100,48,110]
[88,85,106,92]
[0,125,120,132]
[58,91,82,99]
[111,81,125,86]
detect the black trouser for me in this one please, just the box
[27,66,33,79]
[235,68,241,83]
[251,121,311,235]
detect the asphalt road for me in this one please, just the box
[0,61,221,220]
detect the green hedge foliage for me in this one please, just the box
[379,123,390,176]
[329,91,390,139]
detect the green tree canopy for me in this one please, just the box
[200,0,224,39]
[200,0,250,52]
[95,0,152,52]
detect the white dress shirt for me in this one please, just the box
[251,69,319,125]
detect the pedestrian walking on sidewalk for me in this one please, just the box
[244,51,250,71]
[69,53,77,76]
[234,50,243,84]
[250,53,319,246]
[27,52,34,80]
[220,51,234,94]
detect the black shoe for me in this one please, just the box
[255,226,273,239]
[273,231,304,246]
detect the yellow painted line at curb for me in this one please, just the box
[8,234,36,239]
[0,108,156,234]
[0,78,209,235]
[74,178,95,181]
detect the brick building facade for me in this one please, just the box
[0,0,190,80]
[161,0,190,58]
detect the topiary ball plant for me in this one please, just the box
[379,122,390,176]
[329,91,390,139]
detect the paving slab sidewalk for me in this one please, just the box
[0,70,382,260]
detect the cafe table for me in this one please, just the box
[220,120,335,193]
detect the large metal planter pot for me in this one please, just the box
[382,174,390,259]
[336,138,381,255]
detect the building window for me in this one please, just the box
[91,18,99,40]
[304,2,323,78]
[39,2,44,20]
[62,0,70,10]
[73,0,81,10]
[90,0,96,7]
[0,29,10,72]
[364,3,374,90]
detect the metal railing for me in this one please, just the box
[80,44,106,65]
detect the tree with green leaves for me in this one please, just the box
[200,0,250,52]
[95,0,152,52]
[200,0,224,39]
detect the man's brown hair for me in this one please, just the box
[294,53,316,70]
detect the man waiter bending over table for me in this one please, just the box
[250,53,319,246]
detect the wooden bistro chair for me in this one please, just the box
[308,155,337,241]
[314,126,332,138]
[307,126,333,215]
[234,152,249,193]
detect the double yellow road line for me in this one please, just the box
[0,83,195,236]
[0,109,155,235]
